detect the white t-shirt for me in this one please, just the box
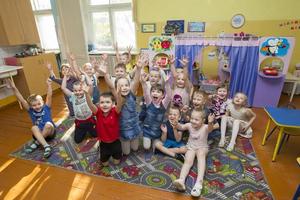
[69,94,92,120]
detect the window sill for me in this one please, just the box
[88,49,139,55]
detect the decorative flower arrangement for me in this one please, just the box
[149,37,173,52]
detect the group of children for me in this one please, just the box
[7,46,256,197]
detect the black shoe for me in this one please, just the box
[175,153,185,163]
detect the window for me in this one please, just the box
[30,0,59,50]
[86,0,136,51]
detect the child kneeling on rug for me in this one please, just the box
[61,74,97,144]
[7,78,55,158]
[173,109,214,197]
[85,85,124,166]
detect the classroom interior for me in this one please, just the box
[0,0,300,199]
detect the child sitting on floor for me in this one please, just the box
[85,85,124,166]
[7,78,55,158]
[218,92,256,151]
[208,84,228,125]
[154,106,186,162]
[173,110,215,197]
[61,73,97,144]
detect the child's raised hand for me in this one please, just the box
[208,113,215,123]
[126,45,133,53]
[82,84,90,93]
[68,53,76,61]
[140,72,149,83]
[45,62,52,71]
[169,55,176,64]
[100,53,108,61]
[113,42,119,50]
[136,55,148,68]
[98,62,108,75]
[178,56,189,67]
[160,124,167,133]
[46,78,52,86]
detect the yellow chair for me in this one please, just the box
[277,127,300,154]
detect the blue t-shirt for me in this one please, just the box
[28,105,54,130]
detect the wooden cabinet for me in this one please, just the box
[0,0,40,45]
[14,53,60,98]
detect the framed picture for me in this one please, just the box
[141,23,156,33]
[188,22,205,32]
[166,20,184,33]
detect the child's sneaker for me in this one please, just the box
[175,153,185,163]
[25,140,39,153]
[239,128,253,139]
[191,182,203,197]
[144,151,153,162]
[173,179,186,191]
[43,145,52,158]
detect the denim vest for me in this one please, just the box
[143,103,166,139]
[120,92,141,140]
[92,75,100,104]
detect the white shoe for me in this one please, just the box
[218,139,225,148]
[173,179,186,191]
[191,182,202,197]
[239,129,253,139]
[226,143,235,151]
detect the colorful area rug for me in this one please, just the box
[11,117,273,199]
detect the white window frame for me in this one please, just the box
[31,2,59,51]
[86,1,136,52]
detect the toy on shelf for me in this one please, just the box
[262,67,279,76]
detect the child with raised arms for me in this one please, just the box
[61,72,97,144]
[46,62,78,117]
[84,83,124,166]
[7,78,55,158]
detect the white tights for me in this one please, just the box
[178,148,208,184]
[219,115,241,151]
[121,137,139,155]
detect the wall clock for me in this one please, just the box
[231,14,245,28]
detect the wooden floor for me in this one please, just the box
[0,82,299,199]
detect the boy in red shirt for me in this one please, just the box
[85,86,124,166]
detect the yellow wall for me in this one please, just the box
[135,0,300,75]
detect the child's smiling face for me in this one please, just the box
[149,70,161,86]
[73,84,84,98]
[115,67,126,78]
[190,110,205,129]
[176,73,185,88]
[99,96,113,114]
[117,78,130,96]
[192,93,205,109]
[150,88,164,104]
[83,63,94,77]
[217,87,227,100]
[233,93,247,106]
